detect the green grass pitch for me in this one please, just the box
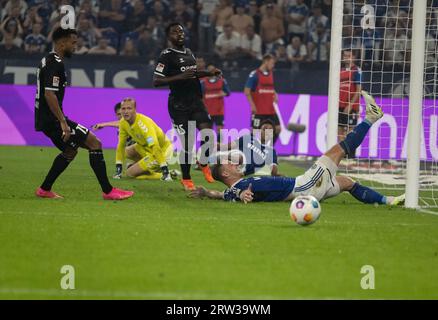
[1,145,438,299]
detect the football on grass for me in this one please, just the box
[290,195,321,226]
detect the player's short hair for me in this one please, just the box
[211,164,224,182]
[114,102,121,113]
[165,22,184,37]
[52,27,77,42]
[262,53,275,62]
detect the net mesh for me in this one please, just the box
[338,0,438,207]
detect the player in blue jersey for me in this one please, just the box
[212,119,280,176]
[190,91,405,205]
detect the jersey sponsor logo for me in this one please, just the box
[258,89,275,94]
[180,65,197,72]
[247,142,268,160]
[53,76,60,87]
[156,63,165,73]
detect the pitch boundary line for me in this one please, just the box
[0,287,347,300]
[417,208,438,216]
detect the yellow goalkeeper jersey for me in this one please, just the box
[116,113,171,166]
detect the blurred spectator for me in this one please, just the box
[120,38,138,56]
[74,36,89,55]
[383,27,411,71]
[2,0,27,20]
[342,25,362,51]
[240,24,262,60]
[22,4,43,35]
[148,0,169,26]
[1,12,24,48]
[307,4,329,35]
[320,0,332,20]
[287,0,309,41]
[260,2,285,53]
[247,0,262,33]
[211,0,233,34]
[198,0,219,53]
[125,0,148,32]
[137,28,158,62]
[24,21,46,53]
[77,17,101,49]
[260,0,283,20]
[274,44,288,62]
[146,16,165,44]
[88,37,117,55]
[169,0,192,30]
[0,31,21,54]
[307,22,330,62]
[98,0,127,33]
[229,3,254,36]
[287,35,307,62]
[77,0,99,26]
[196,56,206,70]
[215,23,241,59]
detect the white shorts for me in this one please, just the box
[291,156,340,201]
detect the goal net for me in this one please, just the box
[330,0,438,208]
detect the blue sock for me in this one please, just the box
[349,182,386,204]
[339,120,372,156]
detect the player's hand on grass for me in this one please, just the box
[113,164,123,179]
[240,184,254,204]
[188,186,207,199]
[60,121,71,142]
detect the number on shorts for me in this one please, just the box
[76,124,88,135]
[173,123,186,135]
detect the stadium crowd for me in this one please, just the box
[0,0,436,70]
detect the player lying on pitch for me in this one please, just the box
[114,97,174,181]
[189,91,405,205]
[211,119,280,176]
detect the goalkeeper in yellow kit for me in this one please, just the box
[114,98,173,181]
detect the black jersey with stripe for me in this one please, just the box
[35,52,67,131]
[154,47,202,101]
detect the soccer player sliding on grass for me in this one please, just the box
[34,27,133,200]
[190,91,405,206]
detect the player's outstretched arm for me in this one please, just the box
[92,121,120,131]
[196,68,222,79]
[188,186,224,200]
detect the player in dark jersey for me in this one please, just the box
[153,22,222,191]
[189,92,405,206]
[34,27,133,200]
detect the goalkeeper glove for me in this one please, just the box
[113,164,123,179]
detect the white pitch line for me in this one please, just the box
[0,287,345,300]
[417,208,438,216]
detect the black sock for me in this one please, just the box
[41,153,71,191]
[89,150,113,194]
[181,163,191,180]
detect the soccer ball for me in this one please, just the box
[290,195,321,226]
